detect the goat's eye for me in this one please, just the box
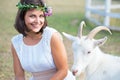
[87,51,91,54]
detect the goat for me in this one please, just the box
[62,21,120,80]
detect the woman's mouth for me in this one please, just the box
[31,24,40,28]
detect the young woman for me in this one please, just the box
[11,0,75,80]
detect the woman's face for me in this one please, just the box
[24,9,45,33]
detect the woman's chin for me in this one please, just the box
[30,29,40,33]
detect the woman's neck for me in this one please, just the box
[23,32,42,46]
[26,32,42,40]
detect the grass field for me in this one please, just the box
[0,0,120,80]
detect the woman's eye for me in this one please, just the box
[39,15,44,18]
[29,15,35,18]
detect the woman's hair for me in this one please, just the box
[14,0,47,36]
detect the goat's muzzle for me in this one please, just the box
[72,70,78,76]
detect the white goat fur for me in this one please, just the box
[62,21,120,80]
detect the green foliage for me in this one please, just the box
[16,2,47,11]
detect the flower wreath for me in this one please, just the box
[16,2,52,16]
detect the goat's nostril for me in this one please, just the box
[72,70,78,75]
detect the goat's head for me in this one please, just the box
[62,21,112,76]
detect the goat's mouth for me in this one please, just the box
[72,69,83,76]
[72,70,78,76]
[71,65,85,76]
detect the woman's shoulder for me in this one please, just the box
[43,26,58,37]
[44,26,63,41]
[11,34,23,42]
[44,26,58,33]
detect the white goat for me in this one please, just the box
[62,21,120,80]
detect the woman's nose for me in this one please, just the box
[34,17,41,24]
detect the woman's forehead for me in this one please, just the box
[26,9,44,14]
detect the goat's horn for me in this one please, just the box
[77,21,85,38]
[86,26,112,39]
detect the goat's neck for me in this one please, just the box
[85,47,103,77]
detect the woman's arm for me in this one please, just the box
[50,32,68,80]
[11,44,25,80]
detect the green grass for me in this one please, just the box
[0,0,120,80]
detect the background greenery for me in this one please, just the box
[0,0,120,80]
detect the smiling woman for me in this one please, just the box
[24,9,45,34]
[23,9,45,46]
[11,0,75,80]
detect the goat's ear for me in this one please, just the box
[94,37,107,47]
[62,32,76,41]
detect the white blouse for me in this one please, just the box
[11,27,75,80]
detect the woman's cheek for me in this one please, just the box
[29,18,35,23]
